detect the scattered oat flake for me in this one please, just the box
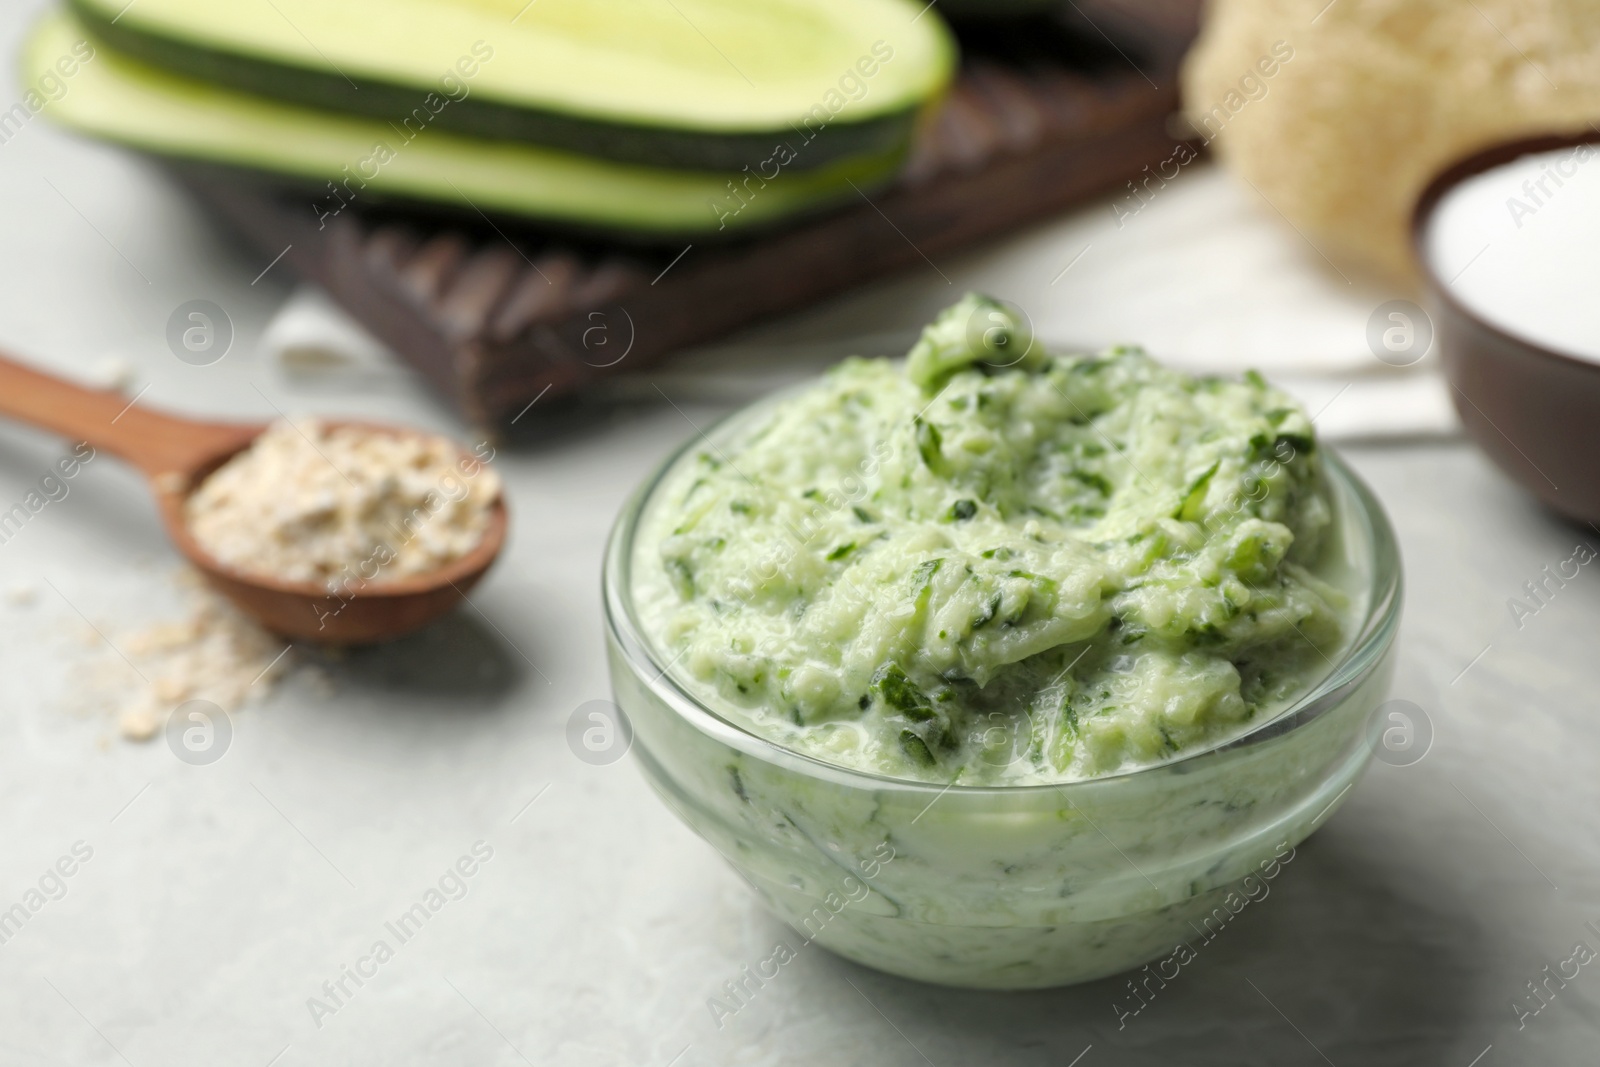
[87,573,292,744]
[118,707,161,742]
[89,355,137,393]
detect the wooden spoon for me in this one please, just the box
[0,352,506,644]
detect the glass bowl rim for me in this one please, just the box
[602,380,1403,797]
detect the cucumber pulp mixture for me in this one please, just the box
[633,295,1352,785]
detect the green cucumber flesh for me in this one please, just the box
[27,12,909,239]
[68,0,955,172]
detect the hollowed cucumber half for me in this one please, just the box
[26,12,914,240]
[67,0,955,172]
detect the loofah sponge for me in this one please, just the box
[1181,0,1600,280]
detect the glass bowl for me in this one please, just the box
[602,395,1402,990]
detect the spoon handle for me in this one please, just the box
[0,351,259,480]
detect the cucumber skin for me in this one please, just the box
[71,0,925,174]
[935,0,1065,18]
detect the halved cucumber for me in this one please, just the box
[68,0,955,171]
[27,12,912,239]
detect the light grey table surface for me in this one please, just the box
[2,5,1597,1066]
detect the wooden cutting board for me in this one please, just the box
[175,0,1202,430]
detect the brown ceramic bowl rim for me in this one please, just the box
[1411,129,1600,372]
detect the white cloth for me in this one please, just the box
[259,285,400,385]
[262,164,1458,441]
